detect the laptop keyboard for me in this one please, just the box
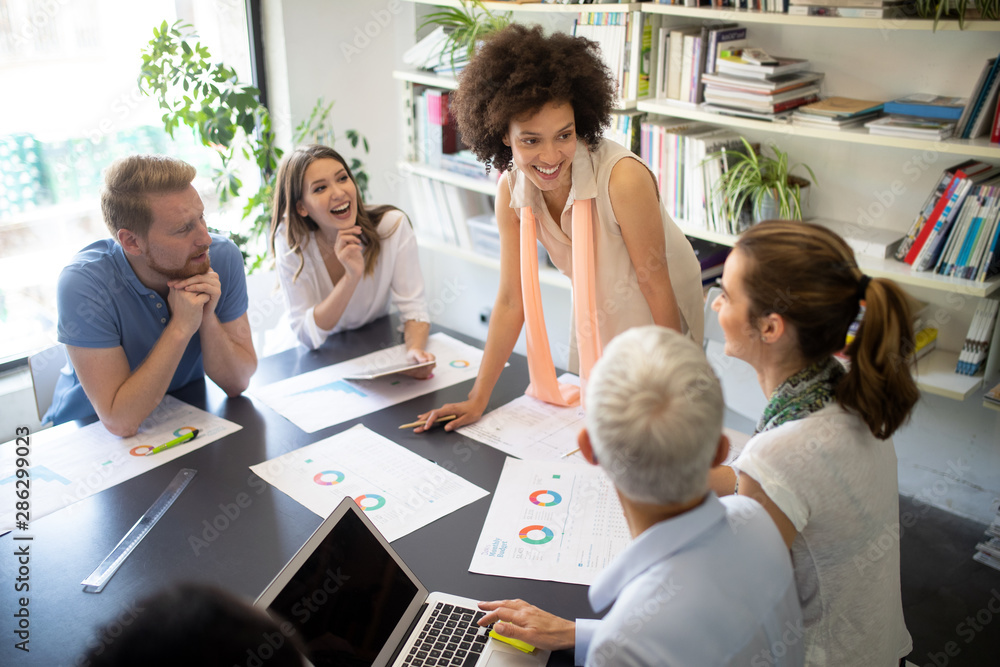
[402,602,491,667]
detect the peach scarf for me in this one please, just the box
[520,200,602,407]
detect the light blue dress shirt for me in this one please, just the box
[575,494,804,666]
[43,234,248,425]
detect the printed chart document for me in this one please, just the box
[0,396,241,533]
[458,373,587,462]
[250,424,488,542]
[469,458,631,586]
[251,332,483,433]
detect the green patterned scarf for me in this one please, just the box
[755,357,845,434]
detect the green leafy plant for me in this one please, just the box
[139,20,369,272]
[914,0,972,30]
[417,0,511,71]
[708,137,816,227]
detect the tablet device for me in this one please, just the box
[342,359,436,380]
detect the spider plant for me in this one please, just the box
[914,0,971,30]
[707,137,817,226]
[417,0,511,72]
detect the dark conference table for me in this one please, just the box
[1,317,593,666]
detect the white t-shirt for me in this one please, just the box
[733,404,912,666]
[274,210,430,350]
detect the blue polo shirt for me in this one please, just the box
[43,233,248,425]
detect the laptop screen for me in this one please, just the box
[265,507,421,666]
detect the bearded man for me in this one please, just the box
[44,155,257,434]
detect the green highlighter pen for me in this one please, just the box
[144,429,200,457]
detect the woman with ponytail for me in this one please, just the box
[709,220,918,666]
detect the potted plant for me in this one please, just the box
[708,137,816,230]
[416,0,511,73]
[139,20,370,271]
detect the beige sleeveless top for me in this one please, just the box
[508,138,704,368]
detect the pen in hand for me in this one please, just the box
[398,415,457,430]
[145,429,200,456]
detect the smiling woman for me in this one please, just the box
[268,145,434,374]
[415,23,705,433]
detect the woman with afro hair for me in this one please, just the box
[415,24,704,432]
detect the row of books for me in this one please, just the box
[895,160,1000,281]
[573,11,645,105]
[957,300,998,376]
[789,0,916,18]
[648,21,749,104]
[639,117,750,235]
[836,297,937,366]
[404,173,493,251]
[974,506,1000,572]
[957,53,1000,142]
[654,0,912,13]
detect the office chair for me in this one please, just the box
[28,343,66,423]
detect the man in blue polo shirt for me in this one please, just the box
[476,327,804,666]
[44,155,257,435]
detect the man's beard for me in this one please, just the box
[148,249,211,281]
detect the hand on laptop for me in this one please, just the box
[477,599,575,651]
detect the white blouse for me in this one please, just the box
[274,210,430,350]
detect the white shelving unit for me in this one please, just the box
[637,99,1000,159]
[641,4,1000,31]
[401,0,1000,401]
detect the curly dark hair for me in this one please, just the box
[450,23,616,174]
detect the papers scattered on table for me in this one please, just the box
[249,424,488,542]
[0,396,241,534]
[251,332,483,433]
[469,458,631,586]
[458,373,587,462]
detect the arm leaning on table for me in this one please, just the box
[416,176,525,431]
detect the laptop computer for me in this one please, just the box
[254,496,551,667]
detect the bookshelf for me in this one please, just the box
[399,0,1000,401]
[636,99,1000,160]
[640,5,1000,31]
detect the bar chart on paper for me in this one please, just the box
[250,333,483,433]
[249,425,488,542]
[469,458,631,586]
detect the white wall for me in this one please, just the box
[267,3,1000,524]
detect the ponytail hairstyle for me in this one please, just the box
[268,144,401,280]
[735,221,919,439]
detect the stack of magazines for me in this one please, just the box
[701,48,821,122]
[791,97,884,130]
[865,116,956,140]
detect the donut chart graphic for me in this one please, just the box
[529,489,562,507]
[173,426,197,437]
[313,470,345,486]
[355,494,386,511]
[449,360,470,368]
[519,525,554,545]
[129,445,154,457]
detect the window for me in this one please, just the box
[0,0,258,364]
